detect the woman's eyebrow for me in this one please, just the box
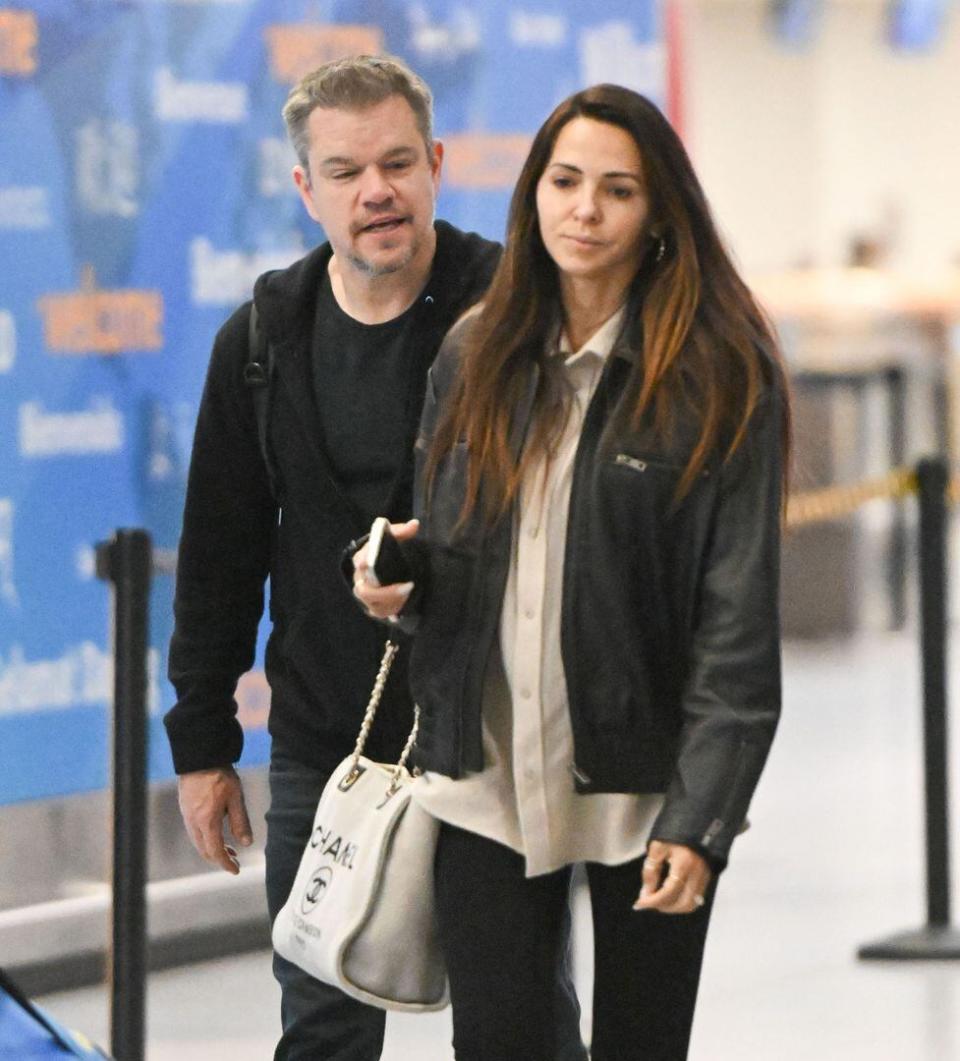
[547,161,642,182]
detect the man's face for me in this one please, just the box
[293,95,443,279]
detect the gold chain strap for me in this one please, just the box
[340,640,421,795]
[349,640,400,770]
[388,707,421,795]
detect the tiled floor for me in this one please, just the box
[38,630,960,1059]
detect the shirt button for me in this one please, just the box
[524,607,535,620]
[520,687,532,699]
[528,525,539,539]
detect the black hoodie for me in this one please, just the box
[165,221,500,774]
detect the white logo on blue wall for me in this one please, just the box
[0,311,14,373]
[147,400,195,482]
[19,398,124,458]
[154,67,248,123]
[0,500,18,609]
[76,120,139,218]
[149,0,247,5]
[580,22,665,98]
[258,139,299,199]
[75,544,97,582]
[509,12,568,47]
[0,642,109,714]
[190,237,302,306]
[0,187,51,230]
[0,642,161,715]
[409,6,480,62]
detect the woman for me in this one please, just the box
[354,84,790,1060]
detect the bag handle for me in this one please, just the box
[340,640,421,793]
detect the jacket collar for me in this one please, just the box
[249,220,500,518]
[251,220,494,345]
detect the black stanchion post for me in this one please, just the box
[858,457,960,960]
[885,366,907,630]
[96,528,152,1060]
[918,457,952,929]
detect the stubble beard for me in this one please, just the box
[346,233,420,279]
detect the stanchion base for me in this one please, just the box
[858,925,960,961]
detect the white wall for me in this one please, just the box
[683,0,960,274]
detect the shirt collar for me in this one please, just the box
[557,305,630,364]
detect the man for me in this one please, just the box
[165,55,585,1060]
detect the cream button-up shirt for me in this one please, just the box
[414,307,663,877]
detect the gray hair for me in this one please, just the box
[282,54,434,174]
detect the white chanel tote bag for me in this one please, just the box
[271,641,449,1012]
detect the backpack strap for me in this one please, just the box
[242,301,279,500]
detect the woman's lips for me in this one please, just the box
[562,234,605,248]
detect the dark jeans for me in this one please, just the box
[265,751,386,1061]
[435,823,717,1061]
[265,752,588,1061]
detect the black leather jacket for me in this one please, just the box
[402,316,785,867]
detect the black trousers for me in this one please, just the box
[265,752,588,1061]
[435,823,716,1061]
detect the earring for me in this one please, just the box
[654,235,666,263]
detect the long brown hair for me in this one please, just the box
[428,84,790,527]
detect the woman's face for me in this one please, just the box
[535,117,651,289]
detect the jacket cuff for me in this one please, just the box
[163,709,244,774]
[339,533,370,586]
[649,803,738,870]
[339,534,429,631]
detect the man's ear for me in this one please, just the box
[430,140,444,185]
[293,165,320,224]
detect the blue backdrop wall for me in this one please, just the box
[0,0,669,805]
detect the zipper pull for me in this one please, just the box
[570,763,592,785]
[615,454,647,473]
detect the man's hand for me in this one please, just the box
[353,518,419,620]
[177,766,253,875]
[634,839,712,915]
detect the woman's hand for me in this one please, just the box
[633,839,712,915]
[352,518,419,620]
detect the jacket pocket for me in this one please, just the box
[599,453,685,531]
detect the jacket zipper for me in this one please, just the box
[614,454,647,473]
[562,357,626,772]
[615,453,711,477]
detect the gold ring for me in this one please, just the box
[643,858,662,870]
[668,872,686,885]
[693,894,705,908]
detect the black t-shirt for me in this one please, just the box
[312,273,425,521]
